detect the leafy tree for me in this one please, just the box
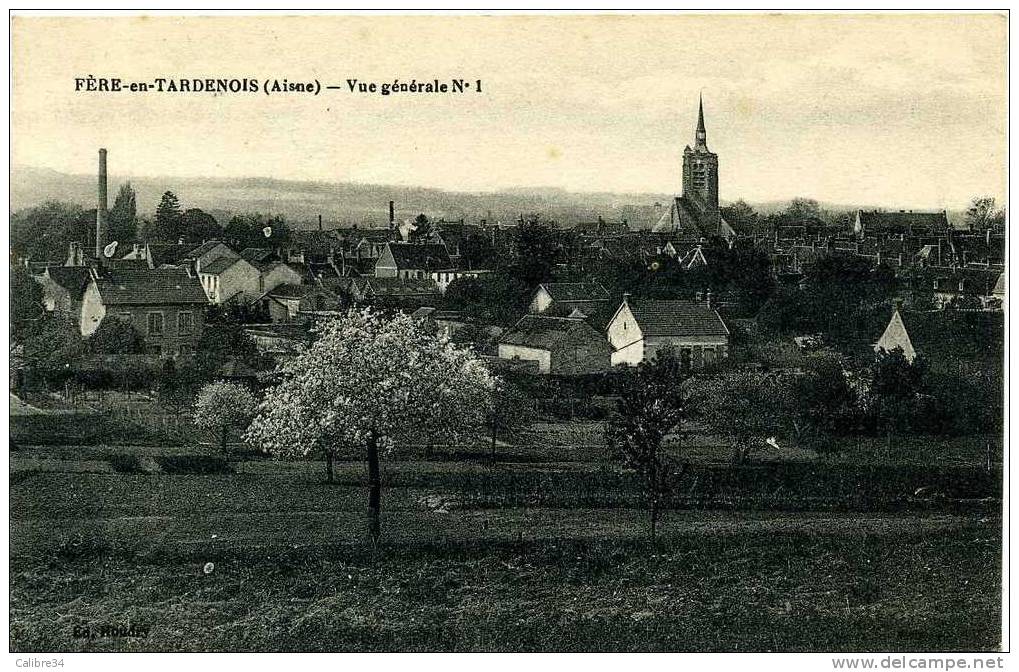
[10,266,44,339]
[785,197,821,222]
[180,208,223,243]
[442,273,532,327]
[10,201,87,262]
[155,191,183,235]
[109,182,138,243]
[20,315,84,369]
[965,196,1005,231]
[605,347,689,545]
[193,381,256,454]
[85,317,145,355]
[511,217,562,286]
[244,308,495,545]
[459,230,497,270]
[484,382,533,459]
[694,370,789,464]
[726,199,759,233]
[411,213,433,240]
[195,307,266,376]
[870,348,927,447]
[789,351,859,451]
[224,213,290,249]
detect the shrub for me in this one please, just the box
[106,454,144,473]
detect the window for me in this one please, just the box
[118,312,132,323]
[147,312,164,336]
[177,311,194,335]
[147,344,162,357]
[259,276,265,293]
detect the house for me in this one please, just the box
[348,276,443,307]
[185,240,238,272]
[528,282,611,315]
[35,266,91,320]
[240,248,305,295]
[497,314,612,374]
[605,295,729,368]
[874,307,917,363]
[375,242,454,280]
[253,283,341,323]
[79,266,209,357]
[853,210,950,238]
[197,255,262,304]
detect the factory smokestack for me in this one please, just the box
[389,201,395,230]
[95,148,109,260]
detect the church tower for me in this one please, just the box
[682,95,719,212]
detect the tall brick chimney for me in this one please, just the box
[95,148,109,259]
[389,201,395,230]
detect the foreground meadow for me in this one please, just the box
[9,416,1003,652]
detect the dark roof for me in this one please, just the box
[186,240,232,259]
[266,283,321,300]
[45,266,92,301]
[574,220,630,235]
[500,315,597,350]
[240,247,278,265]
[857,210,949,235]
[384,242,454,271]
[200,256,245,275]
[106,258,151,271]
[540,282,611,303]
[93,268,209,306]
[146,243,190,267]
[357,277,441,297]
[624,299,729,338]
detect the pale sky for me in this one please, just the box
[11,13,1008,209]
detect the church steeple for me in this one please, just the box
[682,94,719,212]
[695,94,708,149]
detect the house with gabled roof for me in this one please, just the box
[374,241,484,293]
[197,255,261,305]
[529,282,611,315]
[36,266,92,320]
[253,283,341,323]
[853,210,950,238]
[185,240,237,272]
[375,242,454,279]
[605,294,729,368]
[79,266,209,357]
[498,314,611,374]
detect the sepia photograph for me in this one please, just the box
[6,9,1009,662]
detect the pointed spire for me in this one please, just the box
[694,93,708,149]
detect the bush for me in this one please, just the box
[106,454,144,473]
[154,455,234,474]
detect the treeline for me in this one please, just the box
[9,186,295,262]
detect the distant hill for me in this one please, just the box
[10,166,673,231]
[10,165,970,231]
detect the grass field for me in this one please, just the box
[9,411,1004,652]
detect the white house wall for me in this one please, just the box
[497,343,552,373]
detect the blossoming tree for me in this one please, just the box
[244,308,496,545]
[193,381,256,454]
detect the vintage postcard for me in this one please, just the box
[7,10,1008,664]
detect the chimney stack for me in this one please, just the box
[388,201,395,230]
[95,148,109,260]
[318,214,323,231]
